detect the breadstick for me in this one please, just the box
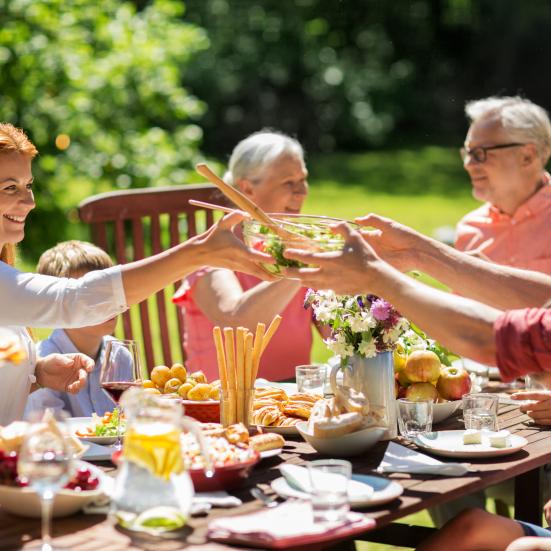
[261,315,282,355]
[213,327,228,425]
[236,327,246,423]
[244,332,254,425]
[251,322,266,386]
[223,327,237,424]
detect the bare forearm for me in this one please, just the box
[200,277,301,328]
[372,263,501,363]
[416,236,551,309]
[121,241,206,306]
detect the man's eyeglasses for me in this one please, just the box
[460,143,527,164]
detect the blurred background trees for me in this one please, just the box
[2,0,551,259]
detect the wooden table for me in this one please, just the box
[2,404,550,551]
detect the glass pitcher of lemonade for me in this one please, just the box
[112,388,212,533]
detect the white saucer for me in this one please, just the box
[259,448,283,459]
[271,474,403,508]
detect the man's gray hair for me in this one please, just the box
[465,96,551,165]
[224,130,304,186]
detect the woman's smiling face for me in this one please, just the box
[0,152,35,247]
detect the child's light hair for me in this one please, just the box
[37,240,113,277]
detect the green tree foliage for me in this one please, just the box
[182,0,551,155]
[0,0,208,257]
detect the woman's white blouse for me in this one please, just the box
[1,327,36,425]
[0,262,128,424]
[0,262,127,327]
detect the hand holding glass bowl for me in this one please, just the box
[242,215,360,276]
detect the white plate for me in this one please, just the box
[67,416,120,446]
[271,474,403,508]
[255,379,298,395]
[0,461,112,518]
[259,448,283,459]
[414,430,527,458]
[255,424,299,436]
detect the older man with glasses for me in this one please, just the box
[456,96,551,274]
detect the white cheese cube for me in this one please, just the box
[488,430,511,449]
[463,429,482,445]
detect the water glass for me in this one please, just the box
[525,374,551,391]
[462,393,499,431]
[296,364,326,395]
[397,399,433,439]
[307,459,351,523]
[18,418,71,551]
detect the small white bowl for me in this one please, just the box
[296,422,385,457]
[0,461,110,518]
[432,400,462,424]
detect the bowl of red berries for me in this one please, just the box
[0,451,110,518]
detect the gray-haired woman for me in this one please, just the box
[174,130,329,382]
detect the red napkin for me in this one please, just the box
[208,501,375,549]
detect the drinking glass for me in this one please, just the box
[307,459,351,523]
[100,339,142,449]
[462,393,499,431]
[295,364,326,395]
[18,419,71,551]
[397,399,433,440]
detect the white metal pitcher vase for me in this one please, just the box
[330,351,397,440]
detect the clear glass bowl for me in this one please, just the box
[242,214,359,276]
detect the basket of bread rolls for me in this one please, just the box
[142,364,221,423]
[296,385,387,457]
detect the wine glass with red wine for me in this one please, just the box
[100,339,142,449]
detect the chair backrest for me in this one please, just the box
[78,183,230,374]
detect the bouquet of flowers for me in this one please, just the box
[304,290,409,359]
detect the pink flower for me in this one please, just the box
[371,298,391,321]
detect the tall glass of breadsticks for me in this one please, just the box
[213,315,281,428]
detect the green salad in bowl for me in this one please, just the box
[242,214,359,276]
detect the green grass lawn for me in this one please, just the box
[20,147,480,549]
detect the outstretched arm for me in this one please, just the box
[284,223,500,365]
[357,214,551,310]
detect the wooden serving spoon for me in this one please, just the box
[195,163,309,242]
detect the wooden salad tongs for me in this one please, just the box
[195,163,310,242]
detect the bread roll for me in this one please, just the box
[224,423,249,444]
[312,412,364,439]
[250,432,285,452]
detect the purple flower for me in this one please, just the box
[371,298,391,321]
[356,296,364,308]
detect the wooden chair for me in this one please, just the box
[78,183,230,374]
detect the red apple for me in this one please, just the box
[404,350,441,383]
[436,366,472,400]
[404,382,439,402]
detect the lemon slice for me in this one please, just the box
[123,424,183,479]
[132,506,187,532]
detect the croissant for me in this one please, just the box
[282,403,311,420]
[252,405,280,426]
[287,393,322,404]
[253,398,282,410]
[255,387,288,402]
[277,416,301,427]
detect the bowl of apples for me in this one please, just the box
[395,349,471,424]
